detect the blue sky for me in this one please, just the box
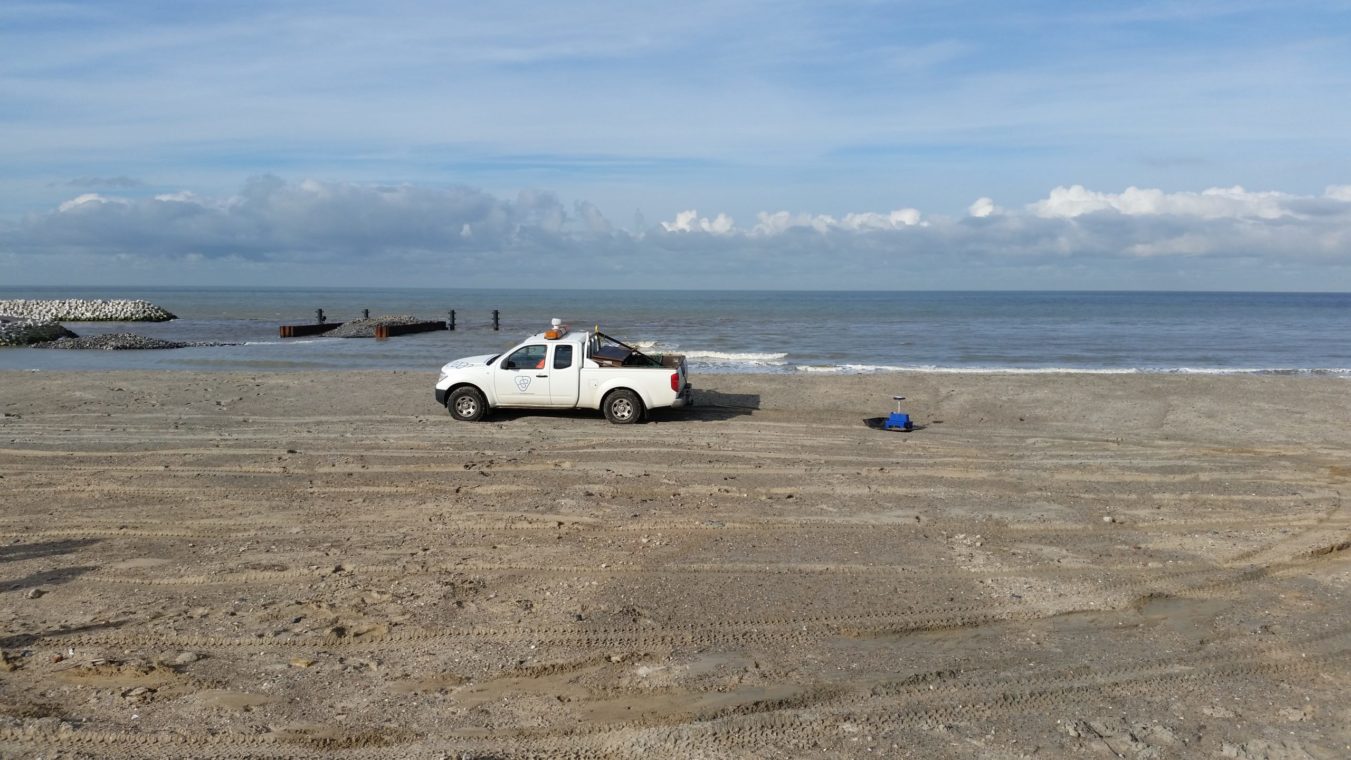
[2,0,1350,289]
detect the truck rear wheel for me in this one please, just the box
[448,387,488,421]
[603,389,644,424]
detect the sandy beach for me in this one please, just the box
[1,370,1348,758]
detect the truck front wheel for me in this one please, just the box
[448,387,488,421]
[603,389,644,424]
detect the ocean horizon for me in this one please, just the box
[2,286,1349,375]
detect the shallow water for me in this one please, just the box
[2,287,1349,374]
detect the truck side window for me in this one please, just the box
[504,345,547,370]
[553,345,573,370]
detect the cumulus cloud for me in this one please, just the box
[660,210,736,234]
[12,176,576,260]
[1029,184,1311,220]
[574,201,612,234]
[842,209,923,230]
[806,209,918,233]
[5,178,1351,288]
[661,208,924,236]
[968,197,1000,218]
[1326,185,1351,202]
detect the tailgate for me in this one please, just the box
[667,354,689,402]
[661,354,687,387]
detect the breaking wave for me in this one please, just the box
[683,350,788,365]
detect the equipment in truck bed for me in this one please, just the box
[590,330,664,368]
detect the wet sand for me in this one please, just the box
[1,371,1348,758]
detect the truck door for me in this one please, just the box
[547,344,581,407]
[494,345,550,406]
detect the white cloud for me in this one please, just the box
[968,197,999,217]
[752,211,822,235]
[7,178,1351,289]
[16,177,565,259]
[739,208,923,236]
[57,193,126,213]
[661,210,735,234]
[840,209,924,230]
[1028,184,1314,220]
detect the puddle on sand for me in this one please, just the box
[445,650,790,724]
[451,664,602,710]
[1133,594,1229,635]
[681,650,756,677]
[56,661,178,687]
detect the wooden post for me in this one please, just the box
[362,309,370,320]
[316,308,326,324]
[492,309,500,331]
[448,310,456,331]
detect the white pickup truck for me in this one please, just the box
[434,320,692,424]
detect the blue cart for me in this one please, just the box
[885,396,913,431]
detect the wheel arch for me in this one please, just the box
[595,381,654,410]
[447,381,491,404]
[445,380,494,410]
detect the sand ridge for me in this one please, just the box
[1,371,1348,758]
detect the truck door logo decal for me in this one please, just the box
[514,376,531,392]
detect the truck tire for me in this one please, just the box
[603,389,644,424]
[447,387,488,421]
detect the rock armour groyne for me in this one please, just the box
[0,317,78,347]
[325,315,422,338]
[0,299,176,322]
[32,333,228,350]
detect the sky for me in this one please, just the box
[2,0,1350,290]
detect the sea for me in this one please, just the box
[2,287,1350,376]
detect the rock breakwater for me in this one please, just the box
[0,299,176,322]
[325,315,423,338]
[32,333,229,350]
[0,317,78,347]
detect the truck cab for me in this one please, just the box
[435,320,691,424]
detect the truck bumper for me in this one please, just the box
[671,384,693,408]
[434,387,449,406]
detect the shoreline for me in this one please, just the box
[4,363,1351,375]
[4,289,1351,374]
